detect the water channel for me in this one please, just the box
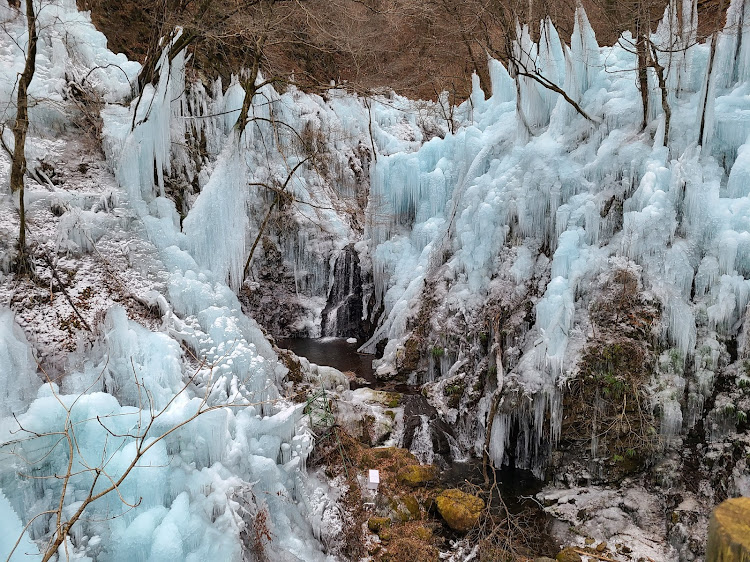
[276,336,555,552]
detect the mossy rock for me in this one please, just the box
[402,495,421,518]
[391,495,421,521]
[279,350,303,383]
[368,516,391,533]
[371,447,398,459]
[412,525,432,541]
[371,447,416,465]
[555,548,582,562]
[397,464,438,487]
[435,489,484,532]
[386,396,401,408]
[706,497,750,562]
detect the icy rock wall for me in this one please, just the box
[320,244,370,339]
[0,4,334,561]
[364,0,750,472]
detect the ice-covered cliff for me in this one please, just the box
[2,0,750,559]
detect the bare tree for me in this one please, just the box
[1,0,38,271]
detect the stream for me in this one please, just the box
[277,337,555,552]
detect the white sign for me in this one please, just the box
[367,469,380,490]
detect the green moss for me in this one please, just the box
[556,547,583,562]
[368,516,391,533]
[443,383,463,396]
[443,382,464,409]
[397,465,438,487]
[413,525,432,541]
[401,495,421,518]
[706,497,750,562]
[431,346,444,358]
[479,332,489,346]
[371,447,416,463]
[386,394,402,408]
[435,489,484,532]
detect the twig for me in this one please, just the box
[39,252,93,333]
[572,549,619,562]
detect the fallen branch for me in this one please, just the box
[39,252,93,333]
[572,548,619,562]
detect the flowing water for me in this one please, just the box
[277,336,554,552]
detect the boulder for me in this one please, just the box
[397,464,438,487]
[391,495,421,521]
[435,489,484,532]
[706,497,750,562]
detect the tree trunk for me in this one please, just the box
[699,0,724,146]
[482,316,506,485]
[236,43,264,134]
[10,0,38,266]
[699,33,718,146]
[635,12,649,131]
[649,43,671,147]
[733,0,745,83]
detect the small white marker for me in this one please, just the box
[367,469,380,491]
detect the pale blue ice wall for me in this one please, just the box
[363,0,750,470]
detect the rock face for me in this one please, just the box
[435,489,484,532]
[321,244,368,339]
[706,497,750,562]
[402,394,457,466]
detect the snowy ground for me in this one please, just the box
[0,133,167,373]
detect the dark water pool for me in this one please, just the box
[441,461,544,511]
[277,337,376,384]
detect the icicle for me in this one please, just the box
[488,58,516,103]
[183,138,249,290]
[569,6,601,100]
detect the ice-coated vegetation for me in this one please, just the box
[363,0,750,476]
